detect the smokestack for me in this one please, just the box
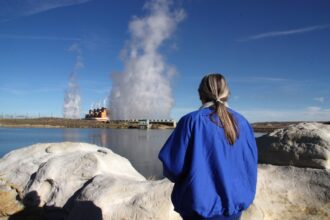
[109,0,185,120]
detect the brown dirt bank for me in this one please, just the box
[0,118,328,132]
[252,121,330,132]
[0,118,173,129]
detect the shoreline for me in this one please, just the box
[1,123,329,220]
[0,118,329,132]
[0,118,174,130]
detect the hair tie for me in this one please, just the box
[215,98,224,104]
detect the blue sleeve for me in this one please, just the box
[158,115,192,182]
[246,122,258,199]
[247,123,258,165]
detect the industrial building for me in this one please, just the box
[85,107,109,122]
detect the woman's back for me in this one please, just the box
[158,73,258,220]
[159,107,257,218]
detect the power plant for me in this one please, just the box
[84,107,176,129]
[85,107,110,122]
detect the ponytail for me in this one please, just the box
[214,101,239,145]
[199,73,239,145]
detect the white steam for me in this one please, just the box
[63,43,83,119]
[63,73,81,118]
[109,0,185,120]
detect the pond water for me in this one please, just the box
[0,127,265,179]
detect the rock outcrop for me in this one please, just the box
[257,122,330,169]
[0,179,23,216]
[0,122,329,220]
[242,164,330,220]
[68,176,177,220]
[0,142,180,220]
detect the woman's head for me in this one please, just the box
[198,74,229,104]
[198,73,239,145]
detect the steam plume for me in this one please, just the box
[109,0,185,120]
[63,43,83,118]
[63,73,81,118]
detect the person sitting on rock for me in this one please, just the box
[159,73,258,220]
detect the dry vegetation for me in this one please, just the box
[252,121,330,132]
[0,118,134,129]
[0,118,173,129]
[0,118,328,132]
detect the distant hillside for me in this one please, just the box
[252,121,330,132]
[0,118,328,132]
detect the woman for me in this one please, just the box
[158,74,258,220]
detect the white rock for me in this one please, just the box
[256,123,330,169]
[68,175,181,220]
[1,142,329,220]
[0,142,145,208]
[0,179,24,216]
[242,164,330,220]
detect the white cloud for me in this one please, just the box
[170,105,330,122]
[0,33,80,41]
[251,77,288,82]
[231,76,290,83]
[314,97,325,103]
[0,0,93,22]
[241,106,330,122]
[239,24,330,41]
[306,106,321,112]
[0,87,26,95]
[0,85,65,95]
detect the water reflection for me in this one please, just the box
[87,129,110,147]
[1,128,265,179]
[63,128,81,142]
[61,128,172,179]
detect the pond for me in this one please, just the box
[0,127,265,179]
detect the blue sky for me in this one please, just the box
[0,0,329,122]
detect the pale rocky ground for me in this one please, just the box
[257,122,330,169]
[0,142,179,220]
[243,165,330,220]
[0,122,329,220]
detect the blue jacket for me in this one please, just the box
[158,107,258,218]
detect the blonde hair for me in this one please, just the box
[198,73,239,145]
